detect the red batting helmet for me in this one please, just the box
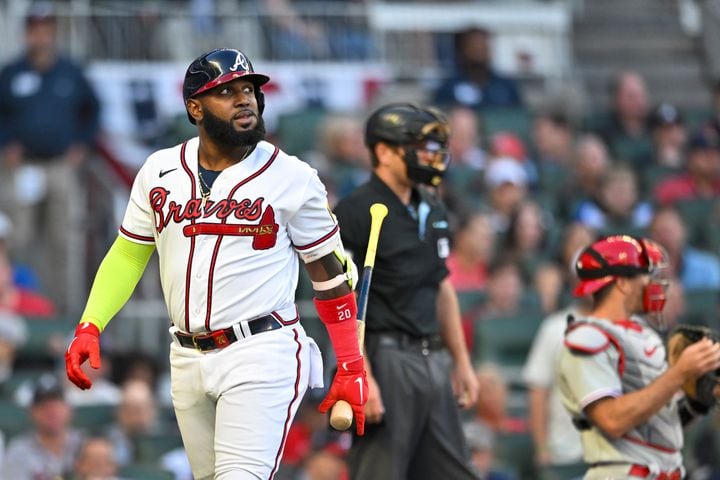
[183,48,270,124]
[573,235,667,298]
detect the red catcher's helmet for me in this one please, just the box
[573,235,658,297]
[183,48,270,124]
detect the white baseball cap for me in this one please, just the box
[485,157,528,188]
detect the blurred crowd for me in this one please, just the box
[1,1,720,480]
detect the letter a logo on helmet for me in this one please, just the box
[183,48,270,124]
[230,52,249,72]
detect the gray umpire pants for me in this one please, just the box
[347,333,479,480]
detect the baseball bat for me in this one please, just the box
[329,203,388,431]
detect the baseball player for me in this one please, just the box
[64,48,367,480]
[558,235,720,479]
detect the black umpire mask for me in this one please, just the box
[202,109,266,148]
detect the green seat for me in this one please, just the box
[276,108,327,155]
[119,463,175,480]
[456,290,487,316]
[682,289,720,328]
[479,108,533,144]
[17,317,74,364]
[72,405,116,432]
[641,165,681,196]
[684,108,713,131]
[473,311,542,382]
[610,137,653,165]
[0,401,31,440]
[674,198,717,249]
[133,432,185,463]
[495,432,535,479]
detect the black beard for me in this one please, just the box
[202,110,265,148]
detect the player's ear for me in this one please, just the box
[375,142,399,166]
[187,99,203,124]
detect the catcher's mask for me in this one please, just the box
[183,48,270,125]
[573,235,670,317]
[365,103,451,186]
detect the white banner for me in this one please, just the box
[87,61,390,169]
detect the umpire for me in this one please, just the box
[334,103,479,480]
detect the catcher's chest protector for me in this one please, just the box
[564,316,684,455]
[566,317,667,390]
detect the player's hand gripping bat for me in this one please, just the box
[329,203,388,430]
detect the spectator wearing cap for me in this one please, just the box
[484,157,529,234]
[3,374,84,480]
[654,129,720,206]
[0,1,100,312]
[645,103,687,169]
[490,132,538,188]
[432,27,523,110]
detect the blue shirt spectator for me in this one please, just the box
[679,247,720,290]
[0,55,99,159]
[433,27,522,109]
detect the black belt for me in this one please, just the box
[174,315,282,352]
[370,331,444,353]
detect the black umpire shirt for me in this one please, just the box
[333,173,450,337]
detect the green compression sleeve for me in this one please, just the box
[80,236,155,331]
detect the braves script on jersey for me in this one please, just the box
[120,137,339,332]
[560,316,683,475]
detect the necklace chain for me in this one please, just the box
[197,147,253,206]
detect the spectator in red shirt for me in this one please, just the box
[447,210,494,292]
[654,130,720,205]
[0,245,55,317]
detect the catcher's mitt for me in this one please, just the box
[667,324,720,408]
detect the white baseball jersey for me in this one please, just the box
[559,315,683,473]
[119,137,340,333]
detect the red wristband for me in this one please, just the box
[314,291,358,324]
[314,292,361,364]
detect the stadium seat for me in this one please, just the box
[133,432,185,463]
[456,290,488,316]
[17,316,74,365]
[674,198,717,249]
[473,311,542,384]
[276,108,327,156]
[682,289,720,328]
[495,432,535,479]
[0,401,31,440]
[119,464,175,480]
[479,108,533,144]
[72,404,116,432]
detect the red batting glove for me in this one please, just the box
[65,322,102,390]
[318,357,368,435]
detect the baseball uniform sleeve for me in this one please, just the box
[289,170,340,263]
[119,162,156,244]
[561,347,623,411]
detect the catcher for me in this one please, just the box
[558,235,720,479]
